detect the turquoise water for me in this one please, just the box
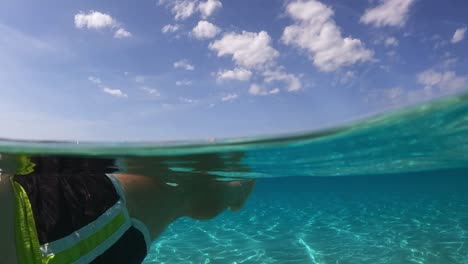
[1,93,468,263]
[146,172,468,263]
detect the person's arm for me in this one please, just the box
[114,173,188,240]
[114,174,256,240]
[0,174,18,264]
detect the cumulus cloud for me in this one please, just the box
[417,70,468,97]
[221,93,238,102]
[367,70,467,107]
[176,80,192,86]
[159,0,222,20]
[103,87,127,97]
[360,0,415,27]
[74,11,117,29]
[249,84,280,96]
[451,27,467,44]
[172,0,197,20]
[210,29,303,94]
[263,70,302,92]
[192,20,221,39]
[199,0,222,18]
[162,24,180,33]
[384,37,399,47]
[174,59,195,71]
[217,68,252,81]
[210,31,279,69]
[366,81,466,107]
[74,11,131,38]
[417,70,467,91]
[114,28,132,38]
[282,0,373,72]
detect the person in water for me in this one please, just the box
[0,155,256,264]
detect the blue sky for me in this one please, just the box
[0,0,467,141]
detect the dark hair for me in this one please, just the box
[14,156,120,244]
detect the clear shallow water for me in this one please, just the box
[145,172,468,263]
[1,93,468,263]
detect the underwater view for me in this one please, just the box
[147,171,468,263]
[1,94,467,263]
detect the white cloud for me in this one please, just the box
[192,20,221,40]
[364,82,466,107]
[159,0,222,20]
[282,0,373,72]
[221,93,238,102]
[199,0,222,18]
[74,11,131,38]
[162,24,180,34]
[159,0,197,20]
[89,75,130,98]
[384,37,399,47]
[263,70,302,92]
[451,27,467,44]
[360,0,415,27]
[88,76,101,84]
[417,70,467,91]
[176,80,192,86]
[103,87,127,97]
[175,1,197,20]
[248,84,279,96]
[141,86,160,96]
[249,84,265,95]
[269,88,280,94]
[74,11,117,29]
[209,29,302,94]
[210,31,279,69]
[114,28,132,38]
[174,59,195,71]
[217,68,252,81]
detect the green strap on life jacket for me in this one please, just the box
[42,212,127,264]
[10,177,43,264]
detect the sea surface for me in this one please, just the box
[1,94,468,263]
